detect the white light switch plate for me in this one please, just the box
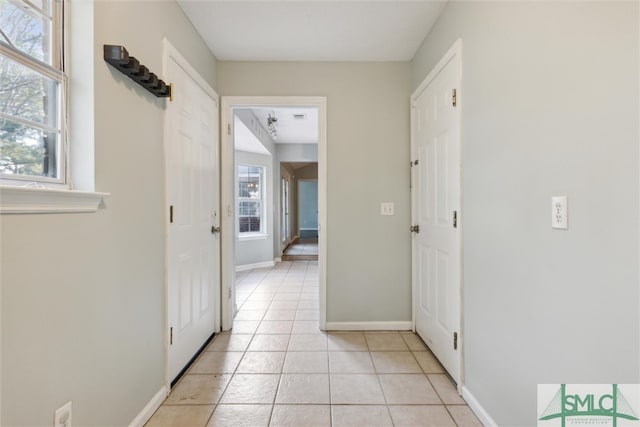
[381,202,394,216]
[552,196,568,229]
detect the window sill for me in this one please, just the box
[0,186,110,214]
[238,233,269,242]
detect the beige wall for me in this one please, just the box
[0,1,217,424]
[218,62,412,322]
[412,1,639,424]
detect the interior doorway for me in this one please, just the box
[221,96,327,332]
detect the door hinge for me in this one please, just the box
[170,205,174,223]
[453,332,458,350]
[452,89,457,107]
[453,210,457,228]
[170,327,173,345]
[227,123,231,135]
[410,225,420,233]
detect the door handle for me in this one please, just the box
[211,226,221,234]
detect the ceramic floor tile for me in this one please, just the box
[400,333,428,351]
[165,374,230,405]
[370,352,422,373]
[241,301,272,310]
[270,405,330,427]
[447,405,483,426]
[234,310,266,321]
[291,321,321,334]
[145,405,214,427]
[269,301,299,310]
[328,351,375,373]
[295,310,319,320]
[282,351,328,373]
[329,374,385,404]
[220,374,280,404]
[230,320,260,334]
[206,404,271,427]
[299,293,319,301]
[428,374,465,404]
[206,334,253,352]
[189,352,243,374]
[275,374,330,404]
[378,374,441,404]
[248,334,290,352]
[263,309,297,321]
[288,334,328,351]
[365,333,409,351]
[296,300,319,310]
[273,292,301,301]
[328,333,368,352]
[331,405,393,427]
[246,293,276,302]
[257,321,294,334]
[387,405,456,427]
[236,352,286,373]
[413,351,445,373]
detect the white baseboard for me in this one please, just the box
[325,321,413,331]
[462,386,496,426]
[129,385,168,427]
[235,260,275,272]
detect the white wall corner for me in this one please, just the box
[128,386,168,427]
[461,386,497,427]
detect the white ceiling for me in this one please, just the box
[177,1,448,62]
[251,107,319,144]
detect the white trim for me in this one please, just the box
[274,257,282,263]
[238,233,269,242]
[0,186,109,214]
[462,386,496,427]
[128,386,168,427]
[325,321,413,331]
[235,260,275,272]
[221,96,328,332]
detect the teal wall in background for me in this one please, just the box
[298,180,318,231]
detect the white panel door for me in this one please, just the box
[166,56,220,382]
[412,42,462,384]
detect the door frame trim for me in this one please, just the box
[410,38,463,388]
[220,96,328,332]
[162,38,220,390]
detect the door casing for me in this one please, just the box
[220,96,327,331]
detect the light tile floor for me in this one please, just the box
[284,242,319,256]
[147,261,482,426]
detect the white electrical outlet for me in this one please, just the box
[381,202,394,216]
[551,196,568,229]
[54,401,72,427]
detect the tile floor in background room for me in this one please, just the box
[146,261,482,426]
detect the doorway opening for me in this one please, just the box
[280,163,318,261]
[221,97,327,332]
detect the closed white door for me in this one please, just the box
[411,41,462,384]
[166,56,220,382]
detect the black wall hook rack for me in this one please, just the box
[103,45,172,99]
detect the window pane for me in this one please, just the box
[0,117,59,177]
[0,0,52,64]
[0,55,59,127]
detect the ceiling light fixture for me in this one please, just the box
[267,113,278,139]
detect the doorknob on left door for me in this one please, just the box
[211,226,221,234]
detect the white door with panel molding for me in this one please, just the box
[166,53,220,382]
[411,40,462,385]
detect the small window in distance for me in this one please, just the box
[0,0,66,185]
[238,164,265,235]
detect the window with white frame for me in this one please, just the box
[0,0,65,184]
[238,164,265,235]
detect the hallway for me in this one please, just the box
[146,262,481,426]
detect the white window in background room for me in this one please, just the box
[238,164,265,235]
[0,0,65,185]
